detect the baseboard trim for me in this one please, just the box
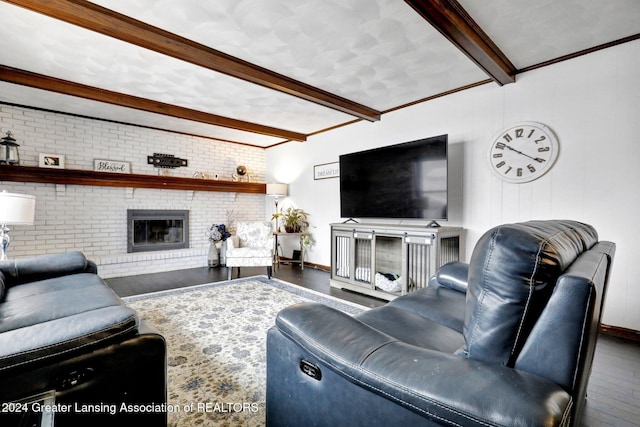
[600,324,640,342]
[277,258,330,272]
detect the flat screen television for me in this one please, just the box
[340,134,448,221]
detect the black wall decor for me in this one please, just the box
[147,153,188,169]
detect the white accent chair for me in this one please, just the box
[226,221,274,280]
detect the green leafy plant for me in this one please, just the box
[300,230,315,250]
[272,207,309,233]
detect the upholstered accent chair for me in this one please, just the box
[226,221,274,280]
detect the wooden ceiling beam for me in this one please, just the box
[405,0,516,85]
[0,65,308,142]
[4,0,381,122]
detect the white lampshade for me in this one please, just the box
[0,191,36,225]
[266,183,288,197]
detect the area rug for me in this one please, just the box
[124,276,366,427]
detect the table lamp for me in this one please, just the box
[0,191,36,260]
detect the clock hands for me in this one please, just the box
[504,144,546,163]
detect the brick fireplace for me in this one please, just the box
[127,209,189,253]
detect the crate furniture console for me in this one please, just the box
[330,222,463,300]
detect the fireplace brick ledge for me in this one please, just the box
[94,247,208,278]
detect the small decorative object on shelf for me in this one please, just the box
[39,153,65,169]
[232,165,251,182]
[147,153,188,169]
[0,131,20,165]
[208,223,232,267]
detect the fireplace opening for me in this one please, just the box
[127,209,189,253]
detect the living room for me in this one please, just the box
[1,1,639,426]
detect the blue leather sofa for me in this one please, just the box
[0,252,166,426]
[266,220,615,426]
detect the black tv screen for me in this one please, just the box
[340,135,448,220]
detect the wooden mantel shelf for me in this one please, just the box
[0,165,266,194]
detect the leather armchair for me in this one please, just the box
[266,220,615,426]
[0,252,166,426]
[226,221,274,280]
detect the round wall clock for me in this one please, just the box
[488,121,559,183]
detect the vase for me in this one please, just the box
[219,240,227,266]
[208,242,219,267]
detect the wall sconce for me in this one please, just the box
[0,131,20,165]
[0,191,36,260]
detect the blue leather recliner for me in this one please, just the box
[266,220,615,427]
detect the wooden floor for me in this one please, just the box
[106,264,640,427]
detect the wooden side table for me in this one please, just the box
[273,232,304,270]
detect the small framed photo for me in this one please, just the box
[39,153,65,169]
[314,162,340,180]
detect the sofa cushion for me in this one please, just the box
[385,285,466,333]
[225,247,272,259]
[462,220,598,366]
[356,305,464,353]
[0,251,92,286]
[0,273,138,371]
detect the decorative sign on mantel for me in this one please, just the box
[94,159,131,173]
[147,153,188,169]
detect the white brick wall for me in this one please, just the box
[1,104,266,278]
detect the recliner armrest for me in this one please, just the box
[429,261,469,293]
[0,251,94,286]
[276,302,571,427]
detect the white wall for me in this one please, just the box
[0,106,266,277]
[266,39,640,331]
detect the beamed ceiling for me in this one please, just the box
[1,0,639,148]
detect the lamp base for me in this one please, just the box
[0,223,10,260]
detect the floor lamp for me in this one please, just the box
[266,183,288,232]
[0,191,36,260]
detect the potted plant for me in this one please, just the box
[272,207,309,233]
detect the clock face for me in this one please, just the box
[488,122,559,183]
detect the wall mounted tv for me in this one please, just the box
[340,134,448,221]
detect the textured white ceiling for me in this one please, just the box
[0,2,353,133]
[0,0,638,147]
[89,0,487,110]
[458,0,640,69]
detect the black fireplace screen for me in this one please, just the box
[127,210,189,253]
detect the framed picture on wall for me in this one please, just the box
[314,162,340,180]
[39,153,65,169]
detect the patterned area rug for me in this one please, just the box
[124,276,365,427]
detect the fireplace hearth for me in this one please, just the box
[127,209,189,253]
